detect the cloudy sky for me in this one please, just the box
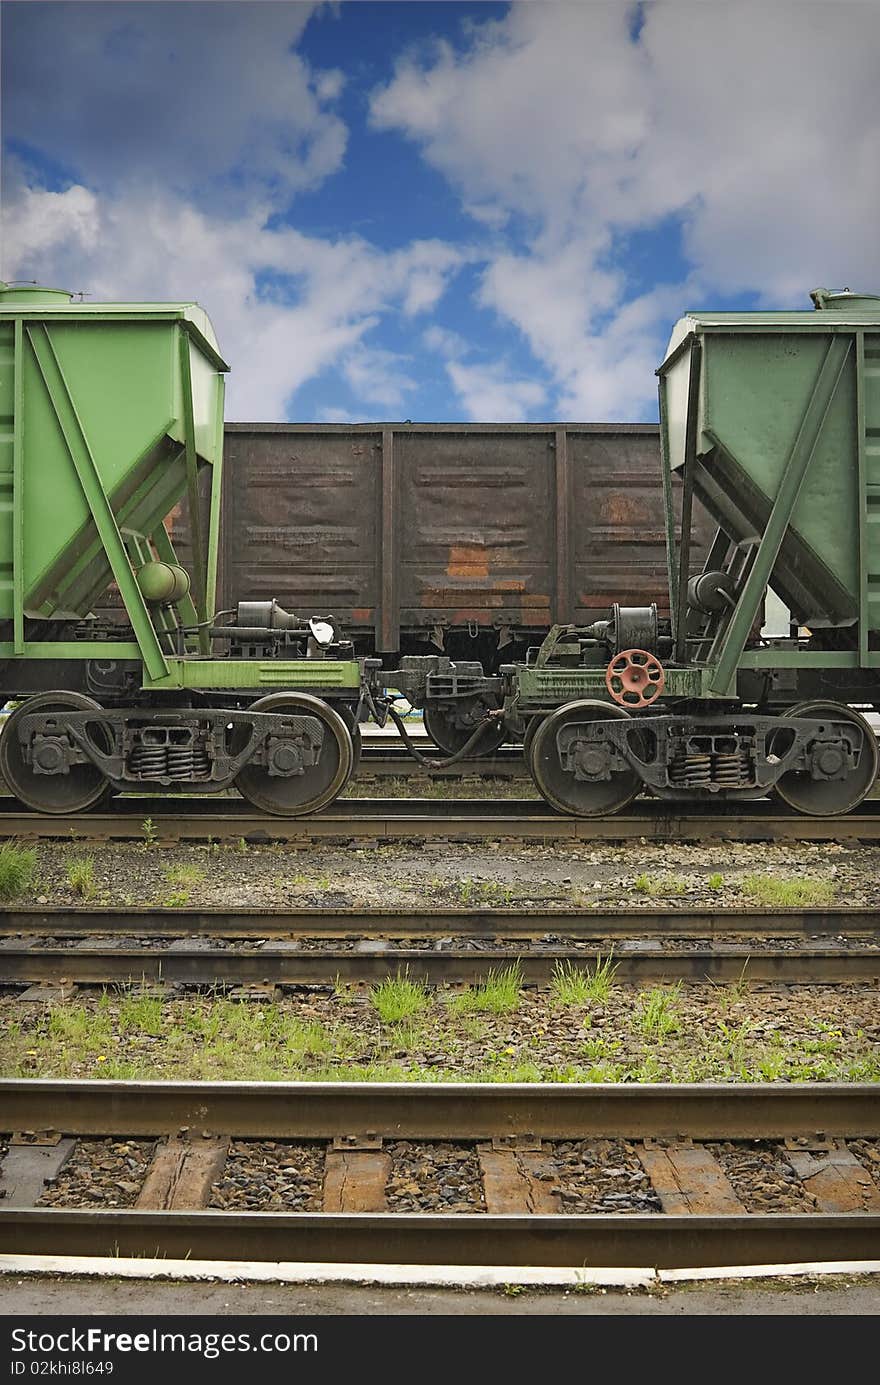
[3,1,878,422]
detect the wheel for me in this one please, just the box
[423,701,506,757]
[773,701,879,815]
[337,705,362,785]
[0,692,110,814]
[234,692,353,816]
[522,716,543,773]
[530,699,641,817]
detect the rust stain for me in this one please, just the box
[448,543,489,578]
[350,607,373,622]
[602,494,647,524]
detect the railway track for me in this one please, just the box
[1,904,875,939]
[2,1080,879,1270]
[3,906,880,988]
[6,942,880,987]
[3,797,880,842]
[355,746,528,780]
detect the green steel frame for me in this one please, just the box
[2,310,361,696]
[658,322,880,699]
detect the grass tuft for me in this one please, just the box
[164,864,206,889]
[550,954,618,1006]
[0,842,37,900]
[449,963,523,1016]
[633,873,686,897]
[162,890,190,908]
[740,873,835,907]
[636,984,682,1038]
[369,973,429,1024]
[66,855,96,900]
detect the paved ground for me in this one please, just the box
[1,1274,879,1315]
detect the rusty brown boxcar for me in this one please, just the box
[164,422,709,668]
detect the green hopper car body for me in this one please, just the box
[502,290,880,818]
[0,285,363,815]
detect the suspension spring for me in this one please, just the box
[129,744,167,780]
[669,752,712,786]
[166,745,195,781]
[713,751,752,787]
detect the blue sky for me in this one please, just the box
[3,1,879,422]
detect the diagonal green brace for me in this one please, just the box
[26,323,169,682]
[708,333,852,696]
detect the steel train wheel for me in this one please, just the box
[423,702,506,757]
[337,705,362,785]
[0,692,110,814]
[530,699,641,817]
[521,716,543,774]
[773,701,879,815]
[234,692,353,816]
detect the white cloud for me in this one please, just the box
[1,177,464,419]
[371,1,880,417]
[446,360,546,421]
[316,406,360,423]
[4,2,347,207]
[342,346,417,411]
[422,324,469,359]
[1,182,101,267]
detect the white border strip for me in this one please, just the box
[2,1255,880,1289]
[660,1260,880,1283]
[0,1255,652,1289]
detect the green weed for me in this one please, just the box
[740,874,835,907]
[164,864,206,889]
[550,953,618,1005]
[636,985,682,1038]
[449,963,523,1016]
[118,993,165,1037]
[66,855,96,900]
[0,842,37,900]
[370,973,429,1024]
[456,878,515,906]
[581,1035,622,1062]
[633,873,686,898]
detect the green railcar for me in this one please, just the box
[0,284,364,814]
[505,289,880,817]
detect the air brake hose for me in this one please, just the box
[385,703,499,769]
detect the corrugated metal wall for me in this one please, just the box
[204,423,707,654]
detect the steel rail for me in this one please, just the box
[355,749,528,779]
[4,943,880,986]
[4,1083,880,1269]
[0,906,876,939]
[3,1079,878,1139]
[2,802,880,842]
[3,1207,878,1270]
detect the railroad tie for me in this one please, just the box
[0,1134,76,1208]
[637,1140,746,1215]
[786,1142,880,1212]
[323,1146,391,1212]
[477,1141,560,1214]
[135,1135,230,1210]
